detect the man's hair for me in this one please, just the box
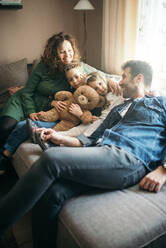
[122,60,153,88]
[86,71,106,85]
[64,62,84,74]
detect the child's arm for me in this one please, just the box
[107,78,122,96]
[69,104,97,124]
[68,104,83,118]
[91,116,98,123]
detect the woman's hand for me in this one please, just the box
[8,86,24,95]
[69,104,83,118]
[139,166,166,192]
[107,79,122,96]
[51,100,67,112]
[29,113,39,121]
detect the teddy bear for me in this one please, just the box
[37,85,105,132]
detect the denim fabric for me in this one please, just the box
[78,96,166,171]
[32,179,91,248]
[0,145,147,247]
[4,120,58,154]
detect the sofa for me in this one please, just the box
[1,59,166,248]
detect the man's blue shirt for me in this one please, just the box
[78,96,166,171]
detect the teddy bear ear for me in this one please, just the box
[55,91,73,101]
[96,96,105,108]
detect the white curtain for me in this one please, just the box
[136,0,166,90]
[101,0,139,75]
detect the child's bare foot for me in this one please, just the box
[3,149,11,158]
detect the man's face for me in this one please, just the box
[119,67,138,98]
[66,67,86,89]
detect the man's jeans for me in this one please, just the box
[0,145,147,247]
[4,120,58,154]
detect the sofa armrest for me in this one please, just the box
[12,140,42,178]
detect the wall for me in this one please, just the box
[74,0,103,69]
[0,0,78,63]
[0,0,103,68]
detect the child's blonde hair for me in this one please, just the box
[86,71,106,85]
[64,62,84,74]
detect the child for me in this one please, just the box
[57,71,124,137]
[51,62,87,114]
[0,62,92,173]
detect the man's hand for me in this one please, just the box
[139,166,166,192]
[36,128,82,147]
[145,89,160,96]
[37,128,63,144]
[69,104,83,118]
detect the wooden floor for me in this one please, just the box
[0,160,19,248]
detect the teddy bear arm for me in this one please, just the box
[53,119,80,132]
[38,108,59,122]
[80,110,93,124]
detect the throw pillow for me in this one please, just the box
[0,58,28,105]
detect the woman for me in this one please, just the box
[0,32,93,147]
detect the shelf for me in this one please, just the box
[0,4,22,9]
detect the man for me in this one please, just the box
[0,60,166,248]
[38,60,166,193]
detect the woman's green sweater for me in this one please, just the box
[0,62,95,121]
[0,63,71,121]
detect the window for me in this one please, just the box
[136,0,166,89]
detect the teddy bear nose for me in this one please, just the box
[78,95,88,105]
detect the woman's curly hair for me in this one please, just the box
[41,32,80,74]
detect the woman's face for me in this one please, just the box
[57,40,74,65]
